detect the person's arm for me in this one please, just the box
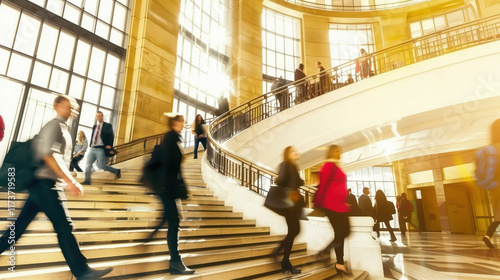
[43,154,83,196]
[36,120,82,196]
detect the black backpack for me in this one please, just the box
[0,139,38,191]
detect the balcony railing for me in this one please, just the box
[283,0,431,12]
[206,14,500,208]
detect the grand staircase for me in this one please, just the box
[0,153,367,279]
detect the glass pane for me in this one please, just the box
[83,79,100,104]
[117,0,129,7]
[0,48,11,75]
[54,31,76,70]
[73,40,91,75]
[109,28,124,47]
[81,13,96,32]
[37,23,59,63]
[29,0,46,6]
[31,61,52,88]
[88,46,106,81]
[103,53,120,86]
[46,0,64,16]
[63,3,82,25]
[95,20,110,39]
[69,75,85,99]
[49,68,69,93]
[84,0,98,15]
[100,86,115,108]
[68,0,83,7]
[434,15,447,31]
[112,3,127,31]
[7,53,32,82]
[98,0,113,23]
[0,3,21,48]
[80,102,98,126]
[14,12,41,56]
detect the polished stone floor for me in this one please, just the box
[379,231,500,280]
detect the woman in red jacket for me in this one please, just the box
[314,145,350,275]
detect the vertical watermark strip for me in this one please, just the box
[6,167,16,272]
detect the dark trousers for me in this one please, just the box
[375,220,397,240]
[398,214,407,236]
[70,155,84,172]
[157,192,181,261]
[486,221,500,237]
[0,179,89,277]
[194,137,207,159]
[274,208,300,264]
[322,209,350,265]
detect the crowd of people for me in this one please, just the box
[271,49,374,110]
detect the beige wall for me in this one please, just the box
[302,14,331,77]
[117,0,180,144]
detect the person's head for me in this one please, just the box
[348,188,352,194]
[96,111,104,123]
[360,48,366,55]
[396,195,402,202]
[78,131,86,140]
[326,144,342,160]
[283,146,299,164]
[54,95,78,120]
[168,114,185,133]
[401,192,407,199]
[375,189,387,202]
[491,119,500,144]
[348,74,352,78]
[299,63,304,70]
[196,114,204,123]
[317,61,322,68]
[363,187,370,195]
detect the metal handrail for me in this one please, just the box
[206,14,500,208]
[110,118,215,165]
[282,0,431,12]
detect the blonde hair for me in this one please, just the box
[326,144,341,159]
[168,115,184,129]
[283,146,295,164]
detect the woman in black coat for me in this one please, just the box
[272,146,303,274]
[156,114,194,275]
[374,190,397,242]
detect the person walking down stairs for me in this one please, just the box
[154,113,195,275]
[0,95,113,280]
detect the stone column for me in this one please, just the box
[302,14,331,78]
[117,0,180,144]
[231,0,263,108]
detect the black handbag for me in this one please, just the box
[264,186,304,216]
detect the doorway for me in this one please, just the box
[414,187,442,232]
[444,183,475,234]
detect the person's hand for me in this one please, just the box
[66,180,84,197]
[105,145,111,149]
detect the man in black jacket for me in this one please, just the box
[82,111,120,185]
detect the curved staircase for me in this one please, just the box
[0,153,367,279]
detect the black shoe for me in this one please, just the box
[77,267,113,280]
[281,262,301,274]
[169,259,195,275]
[390,237,397,242]
[115,169,121,180]
[81,181,91,185]
[483,236,495,249]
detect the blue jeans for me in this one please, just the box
[194,137,207,158]
[85,147,119,182]
[0,179,89,277]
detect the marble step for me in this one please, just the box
[0,235,291,267]
[139,254,319,280]
[10,226,271,246]
[0,192,221,205]
[0,218,256,231]
[0,243,307,279]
